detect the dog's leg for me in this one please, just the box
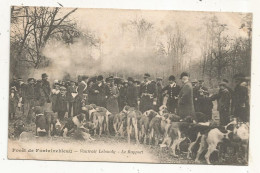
[205,144,216,164]
[149,128,154,146]
[171,139,179,157]
[195,135,207,163]
[105,114,110,135]
[63,128,68,137]
[127,118,131,144]
[132,118,139,144]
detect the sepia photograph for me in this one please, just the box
[8,6,251,165]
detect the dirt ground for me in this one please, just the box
[8,102,247,165]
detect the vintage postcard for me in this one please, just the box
[8,6,251,165]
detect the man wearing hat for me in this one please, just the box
[118,79,127,111]
[9,87,19,120]
[24,78,36,123]
[156,77,164,110]
[231,73,250,122]
[105,76,119,114]
[178,72,195,120]
[126,77,138,108]
[192,79,200,112]
[211,82,231,125]
[139,73,157,113]
[40,73,51,105]
[162,75,180,114]
[74,75,88,115]
[92,75,106,107]
[56,85,68,120]
[196,79,209,113]
[86,76,97,105]
[67,81,77,117]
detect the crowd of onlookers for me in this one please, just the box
[9,72,250,126]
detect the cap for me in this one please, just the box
[60,86,67,90]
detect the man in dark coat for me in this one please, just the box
[105,76,119,114]
[56,86,68,120]
[211,82,231,126]
[87,76,97,105]
[118,80,127,111]
[231,74,250,122]
[74,75,88,115]
[91,75,106,107]
[67,81,77,117]
[139,73,157,113]
[41,73,51,105]
[178,72,195,120]
[24,78,36,123]
[126,77,138,108]
[162,75,180,114]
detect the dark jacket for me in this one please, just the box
[91,82,106,107]
[162,84,180,101]
[126,83,138,107]
[41,80,51,103]
[139,81,158,99]
[56,93,68,112]
[211,88,231,111]
[25,84,36,100]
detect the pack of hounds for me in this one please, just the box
[14,104,249,164]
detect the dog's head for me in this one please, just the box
[159,105,168,115]
[77,113,86,123]
[13,120,25,138]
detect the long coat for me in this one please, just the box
[9,92,19,114]
[92,82,106,107]
[231,84,249,122]
[178,82,195,119]
[41,80,51,104]
[162,84,180,113]
[126,83,138,108]
[105,84,119,114]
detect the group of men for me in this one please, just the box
[9,71,250,126]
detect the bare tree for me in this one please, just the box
[10,6,78,73]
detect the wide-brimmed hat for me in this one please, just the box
[144,73,151,78]
[127,77,134,82]
[27,78,35,83]
[97,75,104,81]
[41,73,48,78]
[219,82,227,87]
[180,72,189,79]
[168,75,175,81]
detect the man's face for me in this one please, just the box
[144,77,148,82]
[71,82,75,87]
[128,81,133,85]
[29,80,34,85]
[42,77,48,81]
[181,76,188,83]
[220,85,225,90]
[169,80,174,84]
